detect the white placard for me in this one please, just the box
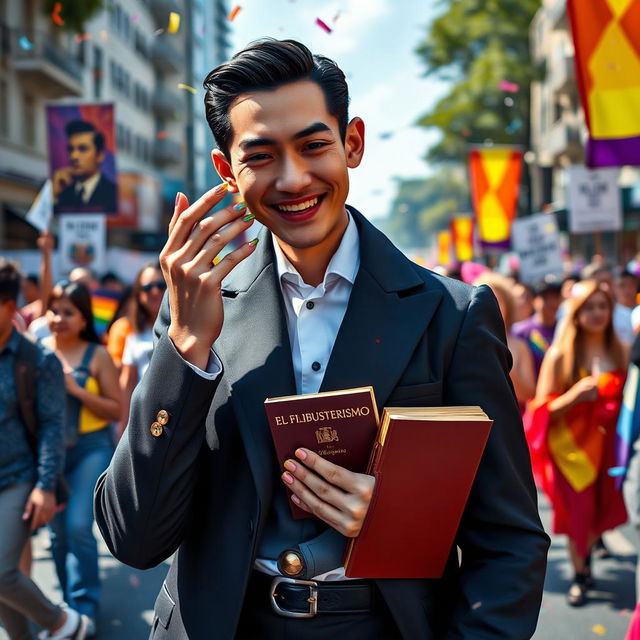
[26,180,53,231]
[566,165,622,233]
[511,213,564,285]
[59,214,106,275]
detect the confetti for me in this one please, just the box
[504,97,514,107]
[378,132,393,140]
[315,18,332,34]
[18,36,33,50]
[607,466,626,477]
[130,14,140,22]
[471,601,482,610]
[177,83,197,94]
[167,11,181,34]
[499,80,519,93]
[591,624,607,636]
[374,338,381,344]
[153,28,164,36]
[51,2,64,26]
[228,6,242,21]
[128,574,140,588]
[333,11,341,22]
[156,131,168,139]
[73,33,92,43]
[99,30,109,42]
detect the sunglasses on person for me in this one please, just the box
[140,281,167,293]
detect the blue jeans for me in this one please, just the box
[48,429,113,619]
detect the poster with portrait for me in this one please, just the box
[46,103,118,215]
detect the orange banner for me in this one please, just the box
[450,216,474,262]
[437,230,452,266]
[469,148,522,250]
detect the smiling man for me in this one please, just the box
[95,40,549,639]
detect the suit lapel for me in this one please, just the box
[320,209,443,409]
[215,230,295,505]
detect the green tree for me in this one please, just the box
[43,0,103,33]
[381,167,471,249]
[416,0,542,162]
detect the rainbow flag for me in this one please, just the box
[92,289,122,339]
[436,230,452,266]
[568,0,640,167]
[450,216,474,262]
[613,363,640,488]
[468,148,522,250]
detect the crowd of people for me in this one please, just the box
[1,228,639,638]
[0,234,165,639]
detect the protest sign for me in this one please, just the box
[511,213,563,284]
[59,214,106,274]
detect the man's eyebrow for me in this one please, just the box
[238,122,333,152]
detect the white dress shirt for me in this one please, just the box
[181,212,360,580]
[75,171,101,203]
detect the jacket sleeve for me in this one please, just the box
[94,297,221,569]
[444,285,550,640]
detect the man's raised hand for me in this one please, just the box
[161,184,257,369]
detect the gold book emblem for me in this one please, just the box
[316,426,339,444]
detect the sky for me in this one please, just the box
[228,0,449,220]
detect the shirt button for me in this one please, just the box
[306,301,315,310]
[311,361,321,372]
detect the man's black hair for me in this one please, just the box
[203,39,349,159]
[0,258,22,303]
[65,119,106,154]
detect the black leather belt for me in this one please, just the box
[259,572,375,618]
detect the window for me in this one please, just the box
[76,39,87,66]
[93,45,103,99]
[23,93,36,147]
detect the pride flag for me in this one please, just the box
[450,216,474,262]
[567,0,640,167]
[613,363,640,488]
[91,289,122,339]
[468,148,522,251]
[436,230,452,266]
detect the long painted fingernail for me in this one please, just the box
[248,238,259,246]
[295,448,307,460]
[174,192,182,207]
[242,213,255,222]
[233,202,247,211]
[284,459,297,472]
[291,494,301,505]
[282,472,294,484]
[214,183,228,194]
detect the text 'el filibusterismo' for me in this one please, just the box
[273,406,371,426]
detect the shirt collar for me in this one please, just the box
[77,172,101,200]
[271,210,360,289]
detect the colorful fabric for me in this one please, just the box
[450,216,474,262]
[468,148,522,250]
[567,0,640,167]
[436,230,451,266]
[91,289,122,339]
[511,317,556,376]
[614,363,640,487]
[106,316,133,366]
[524,370,627,555]
[78,375,110,434]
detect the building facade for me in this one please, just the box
[0,0,229,255]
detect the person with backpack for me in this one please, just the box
[0,258,88,640]
[42,281,120,638]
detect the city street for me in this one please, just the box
[1,491,635,639]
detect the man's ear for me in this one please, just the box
[211,149,239,192]
[345,117,365,169]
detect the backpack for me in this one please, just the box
[14,333,70,505]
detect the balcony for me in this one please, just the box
[149,0,183,26]
[153,137,182,165]
[547,120,582,158]
[151,35,184,74]
[11,29,83,97]
[153,88,184,119]
[549,54,576,95]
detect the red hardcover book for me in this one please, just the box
[265,387,379,519]
[344,406,492,578]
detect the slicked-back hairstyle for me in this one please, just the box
[203,39,349,159]
[65,119,105,154]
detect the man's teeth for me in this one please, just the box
[276,197,319,213]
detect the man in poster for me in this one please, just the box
[53,120,117,214]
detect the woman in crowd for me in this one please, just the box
[43,281,120,636]
[474,272,536,408]
[528,280,628,606]
[118,263,165,437]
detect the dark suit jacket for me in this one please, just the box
[95,207,549,639]
[55,173,117,214]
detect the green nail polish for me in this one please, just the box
[233,202,247,211]
[242,213,255,222]
[249,238,259,246]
